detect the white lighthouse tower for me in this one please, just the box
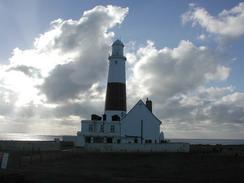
[104,40,127,121]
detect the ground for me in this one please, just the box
[1,145,244,183]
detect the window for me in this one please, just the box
[88,124,93,132]
[100,124,104,132]
[112,115,120,121]
[85,137,91,143]
[110,125,115,133]
[107,137,113,143]
[145,139,152,144]
[94,137,103,143]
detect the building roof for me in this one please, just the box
[112,39,124,47]
[122,99,162,125]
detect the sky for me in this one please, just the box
[0,0,244,138]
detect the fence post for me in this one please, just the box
[18,154,22,168]
[39,148,42,163]
[30,147,33,165]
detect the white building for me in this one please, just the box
[77,99,164,146]
[74,39,164,147]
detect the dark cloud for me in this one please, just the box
[209,103,244,124]
[40,53,107,103]
[41,63,85,102]
[8,65,42,78]
[155,90,244,127]
[54,100,104,119]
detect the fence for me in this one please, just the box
[84,143,190,152]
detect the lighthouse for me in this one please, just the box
[72,38,169,150]
[104,40,127,120]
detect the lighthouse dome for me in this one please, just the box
[111,39,125,57]
[112,39,124,47]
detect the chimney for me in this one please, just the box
[146,98,152,112]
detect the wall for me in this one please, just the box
[84,143,190,152]
[63,136,77,142]
[81,120,120,136]
[121,100,161,142]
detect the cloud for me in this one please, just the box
[39,6,128,103]
[159,86,239,122]
[157,87,244,138]
[127,40,230,104]
[205,65,230,81]
[0,65,43,107]
[197,34,206,41]
[182,2,244,41]
[0,87,15,116]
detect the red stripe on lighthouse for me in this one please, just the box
[105,82,126,111]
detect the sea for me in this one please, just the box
[0,133,244,145]
[0,133,62,141]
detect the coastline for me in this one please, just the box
[1,133,244,145]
